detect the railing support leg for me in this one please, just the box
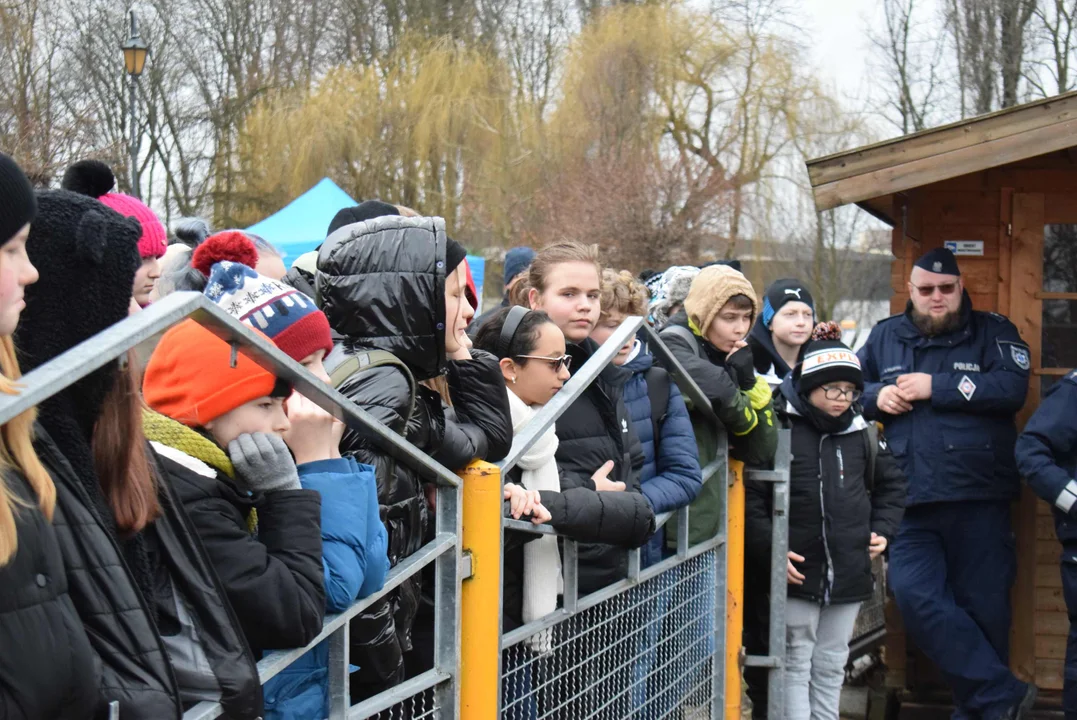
[459,461,503,719]
[725,459,746,720]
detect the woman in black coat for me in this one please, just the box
[0,153,97,720]
[520,241,646,596]
[318,211,512,697]
[16,190,262,720]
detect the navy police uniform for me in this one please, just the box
[1017,371,1077,718]
[858,283,1032,719]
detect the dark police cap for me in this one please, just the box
[914,247,961,276]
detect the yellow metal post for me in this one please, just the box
[459,460,502,718]
[726,459,746,720]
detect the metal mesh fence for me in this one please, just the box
[501,549,719,720]
[364,686,441,720]
[851,556,887,644]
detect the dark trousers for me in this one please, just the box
[889,501,1026,720]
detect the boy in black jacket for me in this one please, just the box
[747,323,906,720]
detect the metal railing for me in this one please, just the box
[23,296,797,720]
[494,318,741,719]
[1,291,464,720]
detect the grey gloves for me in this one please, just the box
[228,433,301,493]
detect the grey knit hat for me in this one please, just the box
[646,265,700,329]
[0,153,36,244]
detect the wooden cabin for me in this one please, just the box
[807,91,1077,714]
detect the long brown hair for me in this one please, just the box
[0,335,56,566]
[93,354,159,535]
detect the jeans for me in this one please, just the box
[783,598,861,720]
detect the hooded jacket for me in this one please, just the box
[621,341,703,567]
[746,378,907,605]
[15,190,261,719]
[554,337,645,595]
[0,467,97,720]
[857,293,1030,506]
[317,215,511,697]
[659,311,777,467]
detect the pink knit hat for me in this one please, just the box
[61,160,167,259]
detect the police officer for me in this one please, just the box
[858,248,1036,720]
[1017,371,1077,718]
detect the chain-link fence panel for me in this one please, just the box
[501,549,719,720]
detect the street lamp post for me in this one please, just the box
[121,10,148,198]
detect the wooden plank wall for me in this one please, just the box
[880,152,1077,695]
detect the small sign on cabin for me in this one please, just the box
[944,240,985,256]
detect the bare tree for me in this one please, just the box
[1025,0,1077,96]
[946,0,1037,115]
[870,0,946,133]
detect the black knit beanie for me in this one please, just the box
[0,153,37,245]
[326,199,399,237]
[795,339,863,395]
[445,237,467,273]
[761,278,814,328]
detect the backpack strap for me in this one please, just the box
[644,366,671,445]
[330,349,417,429]
[660,324,704,359]
[863,422,879,494]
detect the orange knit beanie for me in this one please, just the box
[144,320,283,427]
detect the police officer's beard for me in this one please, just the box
[911,308,963,337]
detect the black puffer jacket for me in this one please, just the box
[555,338,644,595]
[746,380,907,605]
[502,467,655,631]
[40,430,264,720]
[318,215,512,697]
[0,468,97,720]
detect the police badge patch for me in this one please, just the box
[1010,344,1031,370]
[958,375,977,401]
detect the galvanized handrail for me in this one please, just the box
[4,291,460,487]
[2,292,463,720]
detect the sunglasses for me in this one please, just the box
[515,354,572,372]
[910,281,959,298]
[821,385,862,402]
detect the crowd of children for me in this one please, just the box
[0,151,908,720]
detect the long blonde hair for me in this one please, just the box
[0,334,55,565]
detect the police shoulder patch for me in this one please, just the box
[1009,344,1031,370]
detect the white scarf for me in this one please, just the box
[507,388,562,652]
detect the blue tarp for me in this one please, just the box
[246,177,486,308]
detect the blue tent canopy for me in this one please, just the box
[246,178,486,307]
[246,178,357,261]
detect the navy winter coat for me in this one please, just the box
[1017,371,1077,545]
[857,294,1030,506]
[622,343,703,567]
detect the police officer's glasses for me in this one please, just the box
[515,354,573,372]
[910,281,959,297]
[821,385,862,402]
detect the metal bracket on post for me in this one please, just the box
[742,430,792,720]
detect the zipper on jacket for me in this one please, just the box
[837,446,845,488]
[818,435,836,606]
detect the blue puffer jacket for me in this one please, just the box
[264,457,389,720]
[623,341,704,567]
[858,294,1030,506]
